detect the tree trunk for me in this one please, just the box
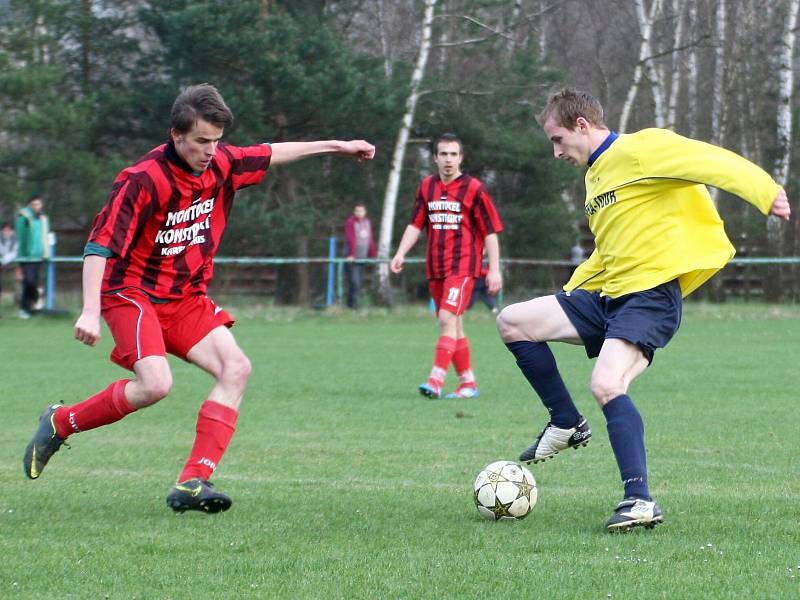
[376,0,437,304]
[377,0,393,79]
[296,235,310,306]
[707,0,726,211]
[538,0,548,61]
[80,0,92,93]
[641,0,666,127]
[686,0,698,137]
[765,0,799,301]
[506,0,523,57]
[710,0,726,146]
[618,0,663,132]
[665,0,685,129]
[770,0,799,189]
[279,177,310,306]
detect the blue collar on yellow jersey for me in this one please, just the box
[588,131,619,167]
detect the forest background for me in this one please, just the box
[1,0,798,302]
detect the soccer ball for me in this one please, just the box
[473,460,537,521]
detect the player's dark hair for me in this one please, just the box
[432,133,463,155]
[171,83,234,133]
[538,88,606,129]
[1,222,10,229]
[28,195,42,203]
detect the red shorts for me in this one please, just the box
[429,276,475,316]
[101,289,234,371]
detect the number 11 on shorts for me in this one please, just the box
[446,287,460,306]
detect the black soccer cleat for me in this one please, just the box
[519,417,592,464]
[23,404,68,479]
[166,478,232,514]
[606,498,664,532]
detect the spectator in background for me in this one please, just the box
[344,203,377,309]
[0,222,18,316]
[570,241,585,265]
[15,196,50,319]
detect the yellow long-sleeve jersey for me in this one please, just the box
[564,128,781,298]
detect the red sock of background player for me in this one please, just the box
[428,336,456,388]
[53,379,136,438]
[178,400,238,482]
[452,337,477,390]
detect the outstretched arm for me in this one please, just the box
[770,188,791,220]
[270,140,375,166]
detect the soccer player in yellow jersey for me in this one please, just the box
[497,88,791,531]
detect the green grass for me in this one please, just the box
[2,302,800,599]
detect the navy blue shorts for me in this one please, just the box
[555,280,683,363]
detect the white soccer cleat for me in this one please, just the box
[519,417,592,464]
[445,386,480,399]
[606,498,663,531]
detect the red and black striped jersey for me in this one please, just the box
[410,174,503,279]
[86,141,271,299]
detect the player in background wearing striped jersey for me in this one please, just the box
[391,133,503,400]
[23,84,375,513]
[497,88,791,531]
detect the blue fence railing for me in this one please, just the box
[40,236,800,309]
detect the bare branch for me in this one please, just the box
[434,36,496,48]
[417,88,496,99]
[433,13,514,44]
[434,13,510,34]
[638,34,712,64]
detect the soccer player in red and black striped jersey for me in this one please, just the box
[390,133,503,399]
[22,83,375,513]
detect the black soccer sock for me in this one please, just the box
[602,394,650,501]
[505,341,581,428]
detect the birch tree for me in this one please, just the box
[685,0,698,137]
[618,0,663,132]
[767,0,799,268]
[665,0,686,129]
[770,0,799,191]
[376,0,437,301]
[710,0,726,146]
[377,0,394,78]
[641,1,666,127]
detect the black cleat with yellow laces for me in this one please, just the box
[23,404,68,479]
[166,478,232,514]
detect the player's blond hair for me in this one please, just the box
[538,88,606,129]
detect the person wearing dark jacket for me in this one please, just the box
[15,196,49,318]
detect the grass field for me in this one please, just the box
[2,302,799,599]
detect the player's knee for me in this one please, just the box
[221,353,252,386]
[496,306,521,341]
[589,374,624,405]
[140,375,173,406]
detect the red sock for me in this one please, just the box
[53,380,135,438]
[178,400,239,482]
[453,337,476,388]
[428,335,456,385]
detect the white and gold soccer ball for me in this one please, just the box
[473,460,538,521]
